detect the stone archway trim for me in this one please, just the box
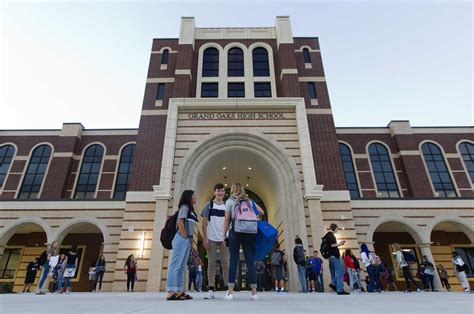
[0,216,54,245]
[52,216,111,244]
[366,214,427,244]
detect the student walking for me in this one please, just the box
[36,241,58,295]
[437,264,451,291]
[384,264,398,291]
[360,244,383,292]
[343,249,360,292]
[350,252,363,291]
[323,223,349,295]
[421,255,437,292]
[255,260,266,292]
[53,254,66,293]
[22,258,39,293]
[223,183,264,301]
[201,183,229,299]
[293,237,308,293]
[392,243,421,293]
[452,251,471,292]
[94,254,107,292]
[124,254,137,292]
[166,190,198,301]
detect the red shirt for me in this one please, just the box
[344,255,355,269]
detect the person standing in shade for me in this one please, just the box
[437,264,451,291]
[201,183,229,299]
[124,254,137,292]
[324,223,349,295]
[22,258,39,293]
[421,255,437,292]
[293,237,307,293]
[343,249,360,292]
[53,254,67,293]
[255,260,266,292]
[166,190,198,301]
[452,251,471,292]
[61,245,79,294]
[187,248,198,292]
[94,254,106,292]
[271,245,286,293]
[313,251,324,292]
[36,241,58,295]
[223,183,264,301]
[392,243,421,293]
[196,259,203,292]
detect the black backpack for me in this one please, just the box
[38,251,48,266]
[293,246,305,265]
[160,211,179,250]
[206,201,214,221]
[320,235,331,259]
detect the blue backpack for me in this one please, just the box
[309,257,322,274]
[402,251,417,264]
[251,202,278,261]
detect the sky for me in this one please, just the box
[1,0,472,129]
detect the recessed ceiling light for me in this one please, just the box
[246,184,249,187]
[224,183,228,187]
[222,167,226,170]
[248,167,252,170]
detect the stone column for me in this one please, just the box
[146,198,170,291]
[418,243,442,290]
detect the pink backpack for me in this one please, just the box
[232,198,258,234]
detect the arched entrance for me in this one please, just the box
[174,131,307,291]
[371,220,424,291]
[0,218,51,293]
[429,219,474,291]
[54,219,106,292]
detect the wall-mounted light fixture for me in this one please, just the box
[138,232,146,259]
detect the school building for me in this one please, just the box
[0,17,472,293]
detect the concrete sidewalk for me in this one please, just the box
[1,291,472,313]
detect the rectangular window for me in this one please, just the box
[308,82,317,99]
[156,83,165,100]
[454,247,474,277]
[254,82,272,98]
[0,248,22,280]
[201,83,219,98]
[228,82,245,98]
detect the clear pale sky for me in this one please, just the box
[1,0,472,129]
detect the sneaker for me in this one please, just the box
[463,288,471,293]
[416,288,423,293]
[207,290,215,299]
[275,288,279,293]
[250,294,259,301]
[36,291,45,295]
[404,290,411,293]
[337,291,350,295]
[329,284,336,292]
[223,291,233,301]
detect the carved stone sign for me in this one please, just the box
[187,112,286,120]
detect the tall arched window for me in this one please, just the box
[252,47,269,77]
[18,145,52,199]
[114,144,136,200]
[0,145,15,188]
[459,141,474,183]
[368,143,400,198]
[421,143,457,197]
[303,48,311,63]
[338,143,360,198]
[74,144,104,199]
[161,49,169,65]
[202,48,219,77]
[228,47,244,77]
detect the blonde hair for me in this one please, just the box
[230,183,247,200]
[392,243,401,251]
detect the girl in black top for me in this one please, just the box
[22,258,39,293]
[62,245,78,294]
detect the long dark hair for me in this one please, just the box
[125,254,134,266]
[178,190,195,212]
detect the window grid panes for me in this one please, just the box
[18,145,52,199]
[459,142,474,183]
[156,83,165,100]
[0,145,15,187]
[114,144,136,200]
[201,82,219,98]
[161,49,169,65]
[308,82,317,99]
[303,48,311,63]
[202,48,219,77]
[228,48,244,77]
[422,143,457,197]
[0,248,22,279]
[368,143,400,198]
[338,143,360,199]
[252,48,270,77]
[254,82,272,97]
[74,145,104,199]
[228,83,245,98]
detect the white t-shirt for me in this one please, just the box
[201,201,226,242]
[49,255,59,268]
[396,251,408,268]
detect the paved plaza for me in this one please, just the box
[1,291,472,313]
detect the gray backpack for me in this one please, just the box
[271,251,282,266]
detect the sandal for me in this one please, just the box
[166,293,186,301]
[178,292,193,300]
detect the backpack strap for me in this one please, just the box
[251,200,259,216]
[206,201,213,221]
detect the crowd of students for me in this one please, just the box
[164,183,471,301]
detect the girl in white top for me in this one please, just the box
[452,251,470,292]
[392,243,421,292]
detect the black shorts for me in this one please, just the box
[308,272,318,281]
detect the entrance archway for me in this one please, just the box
[174,131,307,291]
